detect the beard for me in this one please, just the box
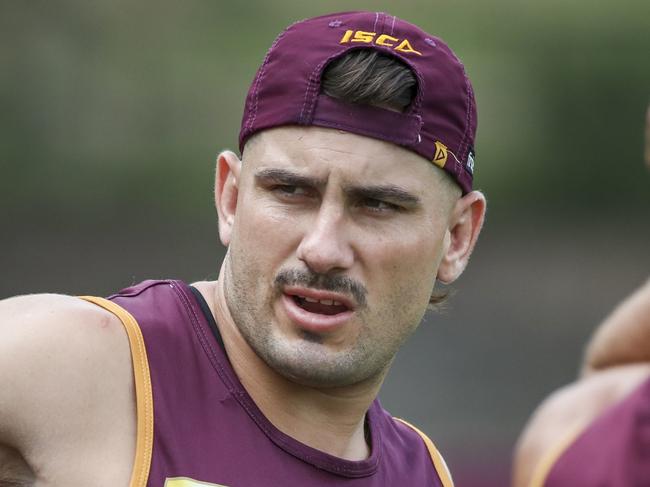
[223,253,419,389]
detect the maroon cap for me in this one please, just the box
[239,11,477,194]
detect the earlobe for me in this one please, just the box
[214,150,242,246]
[436,191,486,284]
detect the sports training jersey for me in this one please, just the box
[529,376,650,487]
[82,279,454,487]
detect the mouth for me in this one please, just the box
[280,286,356,333]
[290,294,350,315]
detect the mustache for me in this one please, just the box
[274,269,367,308]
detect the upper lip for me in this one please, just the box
[282,285,357,311]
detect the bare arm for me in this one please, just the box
[582,278,650,373]
[513,278,650,486]
[513,108,650,487]
[0,294,136,486]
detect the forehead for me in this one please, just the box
[242,126,442,190]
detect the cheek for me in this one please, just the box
[230,199,303,269]
[363,228,445,308]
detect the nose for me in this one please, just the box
[296,204,354,275]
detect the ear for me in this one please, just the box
[214,150,242,246]
[436,190,486,284]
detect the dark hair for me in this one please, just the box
[429,288,450,308]
[322,49,449,307]
[321,49,417,112]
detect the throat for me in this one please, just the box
[277,407,372,461]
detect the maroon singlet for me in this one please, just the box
[97,279,451,486]
[542,376,650,486]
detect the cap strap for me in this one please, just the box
[309,94,423,146]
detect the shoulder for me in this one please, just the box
[0,292,128,362]
[512,364,650,487]
[0,293,129,376]
[0,291,122,327]
[0,293,133,448]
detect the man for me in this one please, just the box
[512,279,650,486]
[0,11,485,486]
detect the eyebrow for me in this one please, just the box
[254,168,421,207]
[254,168,326,189]
[345,184,421,207]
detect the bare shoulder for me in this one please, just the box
[0,294,129,402]
[0,293,135,482]
[0,292,123,338]
[512,364,650,487]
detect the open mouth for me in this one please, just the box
[290,294,350,316]
[281,288,356,333]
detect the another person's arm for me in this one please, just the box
[512,278,650,487]
[582,279,650,373]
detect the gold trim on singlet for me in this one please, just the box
[164,477,229,486]
[79,296,154,487]
[393,418,454,487]
[527,420,588,487]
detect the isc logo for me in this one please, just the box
[339,30,422,56]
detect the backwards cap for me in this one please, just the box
[239,11,477,194]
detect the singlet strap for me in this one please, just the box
[393,418,454,487]
[79,296,154,487]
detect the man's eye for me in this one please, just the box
[273,185,309,197]
[361,198,399,212]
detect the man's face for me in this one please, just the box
[220,126,459,389]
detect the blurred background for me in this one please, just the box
[1,1,649,485]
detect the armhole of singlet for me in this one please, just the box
[526,420,588,487]
[393,418,454,487]
[79,296,154,487]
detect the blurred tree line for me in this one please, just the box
[1,0,649,225]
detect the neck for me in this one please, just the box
[195,267,384,461]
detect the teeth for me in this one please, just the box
[295,295,344,306]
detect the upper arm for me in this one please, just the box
[582,278,650,373]
[512,364,650,487]
[514,279,650,487]
[0,293,136,479]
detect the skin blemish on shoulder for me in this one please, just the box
[99,313,113,329]
[79,301,120,332]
